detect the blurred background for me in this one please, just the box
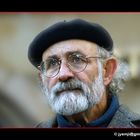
[0,13,140,127]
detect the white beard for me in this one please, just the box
[41,60,105,116]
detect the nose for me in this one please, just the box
[58,62,74,81]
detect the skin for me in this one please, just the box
[39,39,117,125]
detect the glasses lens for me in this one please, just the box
[68,54,87,72]
[41,58,60,77]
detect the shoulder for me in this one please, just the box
[35,117,57,128]
[108,105,140,128]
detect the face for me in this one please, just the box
[40,39,105,115]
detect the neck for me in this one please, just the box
[65,92,108,125]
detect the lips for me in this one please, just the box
[56,88,82,95]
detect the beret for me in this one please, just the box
[28,19,113,68]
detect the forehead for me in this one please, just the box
[42,39,98,60]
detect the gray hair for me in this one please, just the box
[97,46,130,94]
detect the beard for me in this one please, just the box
[41,61,105,116]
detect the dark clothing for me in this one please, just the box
[56,95,119,127]
[37,95,140,128]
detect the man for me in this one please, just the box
[28,19,140,128]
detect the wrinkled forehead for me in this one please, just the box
[42,39,98,60]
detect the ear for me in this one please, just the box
[103,57,117,86]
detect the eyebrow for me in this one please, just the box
[66,51,86,57]
[47,55,59,59]
[46,50,86,60]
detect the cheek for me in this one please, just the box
[86,64,98,82]
[76,68,98,85]
[45,78,57,91]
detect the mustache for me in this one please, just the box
[51,79,85,94]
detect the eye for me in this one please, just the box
[69,54,86,64]
[46,58,59,69]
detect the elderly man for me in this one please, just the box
[28,19,140,128]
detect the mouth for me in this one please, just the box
[57,88,82,95]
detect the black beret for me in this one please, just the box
[28,19,113,68]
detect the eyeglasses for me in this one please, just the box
[38,53,104,78]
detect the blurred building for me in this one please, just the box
[0,13,140,127]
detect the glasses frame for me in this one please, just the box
[38,56,104,78]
